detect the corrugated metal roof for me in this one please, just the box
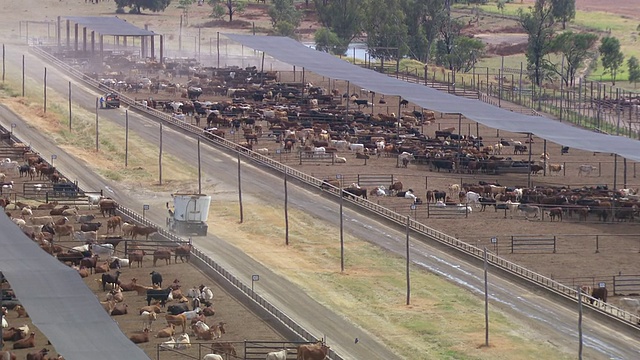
[64,16,155,36]
[224,34,640,162]
[0,214,151,360]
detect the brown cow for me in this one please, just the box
[548,207,563,222]
[107,216,122,233]
[99,198,118,217]
[297,342,330,360]
[174,245,192,263]
[165,314,187,333]
[153,248,172,266]
[132,225,157,240]
[128,250,146,268]
[590,287,608,304]
[388,181,403,194]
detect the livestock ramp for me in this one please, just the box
[0,213,151,360]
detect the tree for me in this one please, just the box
[599,36,625,85]
[313,0,364,47]
[363,0,409,61]
[497,0,506,15]
[550,31,597,86]
[269,0,302,28]
[418,0,447,64]
[551,0,575,29]
[208,0,245,22]
[436,36,485,72]
[114,0,172,14]
[628,56,640,88]
[314,28,345,55]
[177,0,195,25]
[518,0,555,86]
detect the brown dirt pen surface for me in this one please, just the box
[0,142,284,359]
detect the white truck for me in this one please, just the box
[167,193,211,236]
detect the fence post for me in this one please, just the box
[595,235,599,253]
[511,236,514,254]
[553,236,557,253]
[563,162,566,176]
[598,162,601,177]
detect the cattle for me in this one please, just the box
[530,165,544,175]
[266,349,288,360]
[165,314,187,333]
[146,287,171,306]
[517,204,540,219]
[174,245,192,263]
[101,271,122,291]
[99,198,118,217]
[297,342,330,360]
[342,187,367,200]
[548,207,563,222]
[478,197,496,211]
[128,250,145,268]
[90,243,114,258]
[433,191,446,202]
[209,342,237,357]
[53,224,74,241]
[514,144,527,154]
[150,271,163,287]
[167,303,189,316]
[107,216,122,233]
[388,181,403,194]
[548,163,563,174]
[320,179,340,190]
[578,164,597,176]
[129,328,150,344]
[80,222,102,232]
[75,214,95,224]
[153,248,172,266]
[132,225,157,240]
[431,159,455,172]
[590,287,608,304]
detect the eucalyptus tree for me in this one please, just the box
[518,0,556,86]
[363,0,409,61]
[314,0,364,51]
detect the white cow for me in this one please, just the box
[200,286,214,301]
[141,310,157,331]
[90,243,115,258]
[87,194,102,209]
[464,191,481,207]
[266,349,288,360]
[517,204,540,219]
[404,190,417,203]
[349,143,365,152]
[1,315,7,328]
[313,147,326,155]
[175,333,191,349]
[202,354,224,360]
[578,164,597,176]
[74,231,98,242]
[159,337,177,351]
[448,184,460,198]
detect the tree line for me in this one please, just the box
[113,0,640,88]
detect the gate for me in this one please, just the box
[510,236,556,254]
[613,275,640,295]
[356,174,395,188]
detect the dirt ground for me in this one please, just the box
[0,142,284,359]
[575,0,640,20]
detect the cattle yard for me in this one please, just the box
[49,46,640,295]
[0,132,293,359]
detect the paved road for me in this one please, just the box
[3,46,640,359]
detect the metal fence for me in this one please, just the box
[29,45,640,338]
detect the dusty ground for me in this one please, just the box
[0,141,283,359]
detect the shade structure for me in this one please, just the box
[0,214,151,360]
[224,34,640,162]
[64,16,155,36]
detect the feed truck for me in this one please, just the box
[166,193,211,236]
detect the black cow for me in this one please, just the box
[590,287,608,304]
[478,197,497,212]
[167,303,190,315]
[431,159,455,172]
[80,222,102,232]
[146,287,172,306]
[434,191,446,202]
[150,271,163,287]
[343,187,367,200]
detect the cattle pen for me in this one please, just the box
[16,43,640,358]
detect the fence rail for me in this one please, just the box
[29,45,640,342]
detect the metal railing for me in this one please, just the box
[29,45,640,334]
